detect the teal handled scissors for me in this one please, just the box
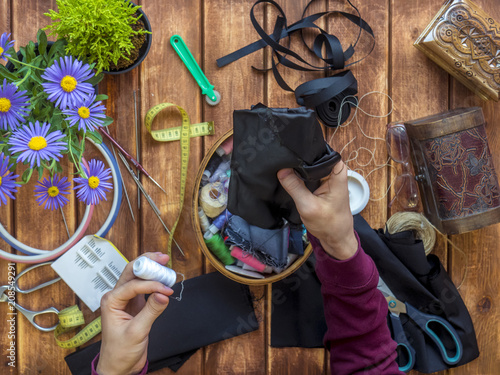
[377,277,463,372]
[0,262,61,332]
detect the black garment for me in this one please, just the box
[65,272,259,374]
[270,215,479,373]
[354,214,479,373]
[271,255,326,348]
[228,103,340,229]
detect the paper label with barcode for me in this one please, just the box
[52,235,128,312]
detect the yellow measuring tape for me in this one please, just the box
[54,305,102,349]
[145,103,214,257]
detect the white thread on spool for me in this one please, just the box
[198,208,211,233]
[347,170,370,215]
[133,256,185,301]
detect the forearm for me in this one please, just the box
[92,353,148,375]
[310,232,403,375]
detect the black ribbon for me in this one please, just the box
[217,0,375,127]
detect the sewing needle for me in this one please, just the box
[117,152,185,256]
[99,128,167,195]
[134,91,141,211]
[60,206,70,239]
[104,127,135,222]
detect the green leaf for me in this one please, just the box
[37,29,48,56]
[0,65,19,81]
[86,72,104,87]
[55,162,63,174]
[25,41,36,63]
[95,94,108,102]
[102,116,114,127]
[21,168,34,184]
[87,130,103,144]
[38,166,44,180]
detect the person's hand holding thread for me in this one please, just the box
[278,161,358,260]
[96,252,173,375]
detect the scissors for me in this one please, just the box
[377,276,463,372]
[0,262,61,332]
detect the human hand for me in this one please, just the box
[96,252,173,375]
[278,162,358,260]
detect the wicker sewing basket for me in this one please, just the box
[192,129,313,286]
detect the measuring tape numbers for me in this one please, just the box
[55,305,102,349]
[145,103,214,257]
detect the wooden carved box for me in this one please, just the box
[414,0,500,101]
[405,107,500,234]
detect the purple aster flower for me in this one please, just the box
[0,79,31,131]
[34,174,71,210]
[74,159,112,205]
[62,94,106,133]
[41,56,95,109]
[0,33,15,62]
[8,121,67,168]
[0,152,20,206]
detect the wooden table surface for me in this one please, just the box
[1,0,499,374]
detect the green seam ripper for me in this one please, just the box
[170,34,221,105]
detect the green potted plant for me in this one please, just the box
[44,0,152,75]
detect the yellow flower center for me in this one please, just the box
[28,136,48,151]
[0,46,3,55]
[48,186,59,197]
[60,75,77,93]
[0,97,11,113]
[0,176,2,186]
[88,176,100,189]
[78,106,90,119]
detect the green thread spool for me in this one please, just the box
[204,232,235,265]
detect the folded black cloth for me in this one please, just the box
[228,103,341,229]
[354,214,479,373]
[271,254,326,348]
[270,215,479,373]
[65,272,259,374]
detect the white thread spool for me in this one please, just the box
[199,182,227,218]
[198,208,211,233]
[133,256,177,288]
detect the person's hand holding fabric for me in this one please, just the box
[277,161,357,260]
[96,252,173,375]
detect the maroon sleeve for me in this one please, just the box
[309,232,403,375]
[91,353,148,375]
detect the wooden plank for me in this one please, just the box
[139,0,204,374]
[447,0,500,373]
[9,1,78,374]
[0,3,18,374]
[202,1,266,374]
[263,1,327,374]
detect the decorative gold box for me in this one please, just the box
[414,0,500,101]
[405,107,500,234]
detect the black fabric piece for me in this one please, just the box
[354,214,479,373]
[228,104,341,229]
[271,254,326,348]
[217,0,375,127]
[64,272,259,374]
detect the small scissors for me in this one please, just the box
[0,262,61,332]
[377,276,463,372]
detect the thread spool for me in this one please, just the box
[216,136,233,156]
[209,160,231,183]
[202,153,223,185]
[242,262,272,274]
[133,256,177,287]
[384,212,436,255]
[204,232,235,265]
[199,182,227,218]
[230,246,270,273]
[209,210,233,234]
[198,208,211,233]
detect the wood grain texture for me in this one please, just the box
[139,0,204,374]
[447,0,500,373]
[203,1,266,374]
[0,3,17,375]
